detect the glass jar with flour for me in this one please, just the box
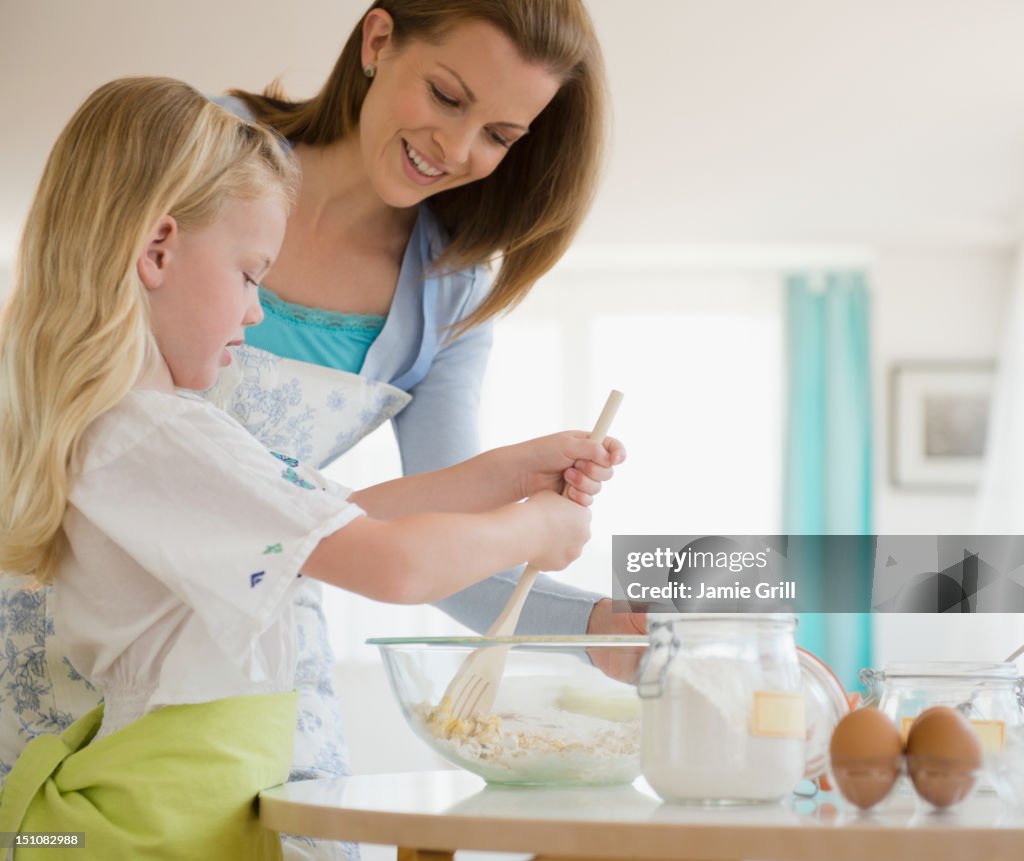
[638,614,808,804]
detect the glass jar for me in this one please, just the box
[859,662,1024,755]
[798,646,854,781]
[638,614,809,805]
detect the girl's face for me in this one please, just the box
[140,195,287,391]
[358,14,562,208]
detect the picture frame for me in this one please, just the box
[889,361,996,491]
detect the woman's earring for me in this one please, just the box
[363,64,376,79]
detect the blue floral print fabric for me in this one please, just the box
[204,344,411,469]
[0,580,99,781]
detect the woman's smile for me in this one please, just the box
[401,138,448,185]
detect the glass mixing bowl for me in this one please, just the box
[368,635,648,786]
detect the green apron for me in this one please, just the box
[0,691,297,860]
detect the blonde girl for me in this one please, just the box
[0,76,615,859]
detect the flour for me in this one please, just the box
[413,698,641,785]
[641,662,805,803]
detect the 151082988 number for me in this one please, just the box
[1,832,84,848]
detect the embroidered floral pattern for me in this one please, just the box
[326,390,348,412]
[282,467,316,490]
[288,578,361,861]
[202,344,411,469]
[270,451,300,468]
[0,583,83,780]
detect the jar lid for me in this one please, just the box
[649,612,797,626]
[366,635,647,646]
[879,661,1018,681]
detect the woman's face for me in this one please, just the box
[359,14,562,208]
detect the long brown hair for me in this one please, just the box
[0,77,297,585]
[231,0,606,332]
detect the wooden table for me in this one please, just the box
[259,769,1024,861]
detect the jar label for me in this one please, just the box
[751,690,806,738]
[900,716,1005,753]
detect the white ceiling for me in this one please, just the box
[3,0,1024,258]
[592,0,1024,249]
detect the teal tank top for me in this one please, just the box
[246,287,386,374]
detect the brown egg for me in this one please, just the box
[829,708,903,809]
[906,706,982,809]
[906,705,950,736]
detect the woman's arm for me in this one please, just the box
[392,313,607,635]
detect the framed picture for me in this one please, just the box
[889,361,996,491]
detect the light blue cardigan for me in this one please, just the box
[221,97,604,635]
[366,206,605,635]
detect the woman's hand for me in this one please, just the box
[586,598,648,683]
[505,431,626,505]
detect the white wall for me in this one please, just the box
[0,0,364,257]
[6,2,1024,255]
[870,244,1022,666]
[873,245,1014,533]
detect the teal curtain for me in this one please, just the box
[784,272,873,693]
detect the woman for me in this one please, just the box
[226,0,639,642]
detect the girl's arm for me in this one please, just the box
[301,490,590,604]
[350,432,621,519]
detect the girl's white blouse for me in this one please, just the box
[55,389,364,739]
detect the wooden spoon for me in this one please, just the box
[441,390,624,722]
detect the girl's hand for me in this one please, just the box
[511,431,626,505]
[522,490,592,571]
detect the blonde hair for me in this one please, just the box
[231,0,606,333]
[0,76,298,585]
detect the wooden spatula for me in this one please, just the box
[441,390,624,723]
